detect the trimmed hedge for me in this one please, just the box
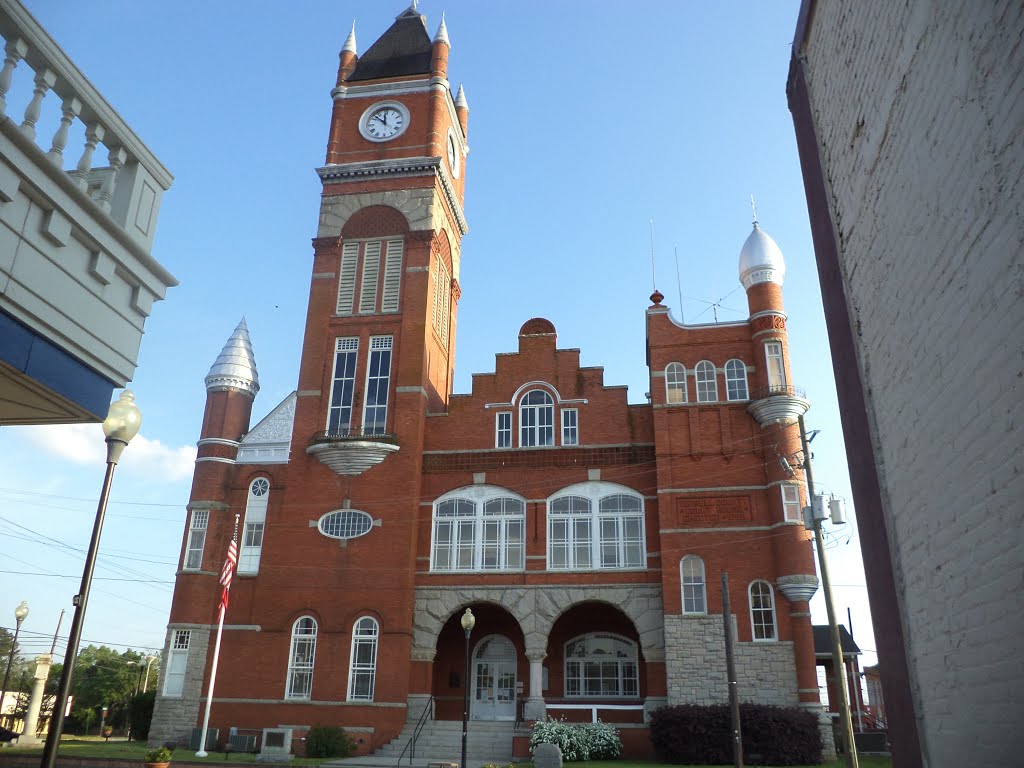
[304,726,356,758]
[649,703,822,766]
[529,717,622,761]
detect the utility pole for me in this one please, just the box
[721,573,743,768]
[799,415,858,768]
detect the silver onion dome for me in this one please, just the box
[738,222,786,290]
[205,318,260,396]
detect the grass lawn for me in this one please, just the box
[1,740,892,768]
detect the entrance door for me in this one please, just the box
[471,635,517,721]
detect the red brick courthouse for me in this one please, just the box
[151,6,825,760]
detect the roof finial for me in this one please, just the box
[434,12,450,45]
[411,0,419,10]
[342,20,357,54]
[751,194,758,227]
[455,83,468,110]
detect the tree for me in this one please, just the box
[58,646,145,734]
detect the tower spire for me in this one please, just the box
[434,12,450,46]
[205,318,259,397]
[342,20,357,54]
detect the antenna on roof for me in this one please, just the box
[673,243,684,323]
[649,219,657,292]
[751,194,758,226]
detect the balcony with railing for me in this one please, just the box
[746,384,810,426]
[0,0,176,424]
[306,428,400,476]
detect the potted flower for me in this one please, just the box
[144,746,173,768]
[101,726,113,740]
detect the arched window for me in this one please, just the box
[520,389,554,446]
[564,633,639,698]
[665,363,687,404]
[347,617,379,701]
[431,487,526,572]
[286,616,317,699]
[749,581,777,641]
[238,477,269,574]
[695,360,718,402]
[724,359,749,401]
[548,482,645,571]
[681,555,706,614]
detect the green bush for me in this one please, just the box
[529,717,622,761]
[128,691,156,740]
[304,726,356,759]
[649,703,821,765]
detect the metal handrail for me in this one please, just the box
[749,384,807,400]
[310,428,399,445]
[396,696,434,767]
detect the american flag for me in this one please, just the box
[219,536,238,610]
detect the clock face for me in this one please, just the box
[447,133,459,177]
[366,107,404,139]
[359,102,409,142]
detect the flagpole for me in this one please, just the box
[196,514,239,758]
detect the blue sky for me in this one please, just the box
[0,1,878,682]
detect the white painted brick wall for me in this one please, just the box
[803,1,1024,764]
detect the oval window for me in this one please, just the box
[318,510,373,540]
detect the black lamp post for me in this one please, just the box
[0,601,28,723]
[41,391,142,768]
[460,608,475,768]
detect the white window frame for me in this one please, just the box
[430,486,526,572]
[238,478,269,575]
[163,630,191,697]
[547,481,646,571]
[681,555,707,614]
[285,616,318,700]
[327,337,359,434]
[183,510,208,571]
[563,633,639,698]
[749,580,778,641]
[665,362,687,404]
[495,411,512,448]
[561,408,578,446]
[781,483,802,523]
[724,359,749,401]
[520,389,554,447]
[695,360,718,402]
[362,335,393,435]
[347,617,380,701]
[765,341,787,389]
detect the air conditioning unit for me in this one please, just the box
[190,727,218,751]
[228,733,257,753]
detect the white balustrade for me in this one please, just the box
[46,95,81,165]
[0,35,26,113]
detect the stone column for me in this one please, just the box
[523,651,546,721]
[17,653,51,745]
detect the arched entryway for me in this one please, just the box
[471,634,517,721]
[431,603,525,722]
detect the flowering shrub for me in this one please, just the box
[529,717,622,761]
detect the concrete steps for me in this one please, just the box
[329,720,516,767]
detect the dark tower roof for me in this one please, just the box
[349,7,433,82]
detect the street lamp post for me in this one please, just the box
[40,391,142,768]
[0,601,29,724]
[460,609,475,768]
[142,655,157,694]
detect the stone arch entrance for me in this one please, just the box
[471,634,517,721]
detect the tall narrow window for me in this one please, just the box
[520,390,554,447]
[363,336,393,435]
[665,362,686,404]
[725,359,749,401]
[238,478,269,574]
[432,259,452,347]
[348,617,379,701]
[327,337,359,434]
[681,555,707,614]
[380,240,404,312]
[781,483,802,522]
[749,581,777,641]
[695,360,718,402]
[163,630,191,697]
[337,242,359,314]
[495,412,512,448]
[183,510,208,571]
[358,242,382,313]
[562,408,579,446]
[286,617,317,700]
[765,342,787,390]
